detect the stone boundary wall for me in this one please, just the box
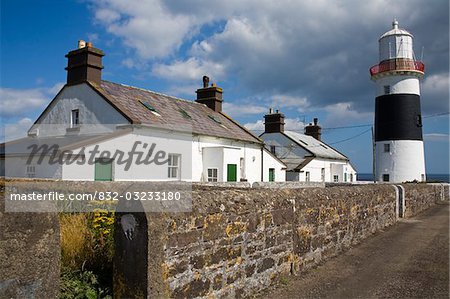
[403,183,449,217]
[0,179,447,299]
[114,183,446,298]
[0,184,60,298]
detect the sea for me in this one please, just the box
[357,173,450,183]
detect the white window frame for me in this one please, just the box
[26,165,36,178]
[71,109,80,128]
[207,168,218,182]
[305,171,310,182]
[333,175,339,182]
[384,143,390,153]
[168,154,181,179]
[270,145,276,154]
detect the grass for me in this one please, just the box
[60,210,115,298]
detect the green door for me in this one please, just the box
[269,168,275,182]
[95,158,113,181]
[227,164,237,182]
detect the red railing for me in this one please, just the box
[370,59,425,76]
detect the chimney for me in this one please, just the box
[264,108,285,133]
[305,118,322,140]
[195,76,223,112]
[65,40,104,86]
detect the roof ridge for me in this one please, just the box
[101,80,207,107]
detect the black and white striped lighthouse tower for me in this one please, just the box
[370,20,426,183]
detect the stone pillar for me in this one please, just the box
[113,199,169,298]
[0,194,60,298]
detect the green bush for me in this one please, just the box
[60,267,112,299]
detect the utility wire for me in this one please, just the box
[328,128,372,145]
[248,111,449,133]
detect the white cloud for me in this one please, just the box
[152,58,225,81]
[424,133,449,142]
[0,83,63,119]
[0,83,62,118]
[223,102,267,118]
[92,0,194,59]
[324,102,373,127]
[2,118,33,142]
[269,95,310,112]
[244,119,264,131]
[422,73,450,114]
[244,117,305,132]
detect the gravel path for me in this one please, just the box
[259,202,449,299]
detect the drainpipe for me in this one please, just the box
[261,146,264,182]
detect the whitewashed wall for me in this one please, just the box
[63,129,193,181]
[262,149,286,182]
[30,83,129,137]
[4,156,62,179]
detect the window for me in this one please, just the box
[344,173,348,182]
[139,100,157,112]
[168,154,181,179]
[384,143,390,153]
[269,168,275,182]
[270,145,276,154]
[207,168,218,182]
[384,85,391,95]
[26,165,36,178]
[305,171,310,182]
[350,173,354,182]
[333,175,339,182]
[383,174,390,182]
[321,168,325,182]
[416,114,422,127]
[71,109,79,127]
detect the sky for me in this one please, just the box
[1,0,449,174]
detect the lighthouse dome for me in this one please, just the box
[379,20,413,39]
[378,20,415,62]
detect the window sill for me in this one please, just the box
[66,126,80,133]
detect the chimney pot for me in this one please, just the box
[78,40,86,49]
[269,108,273,114]
[202,75,209,88]
[313,118,318,125]
[86,42,93,48]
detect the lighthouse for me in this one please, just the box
[370,20,426,183]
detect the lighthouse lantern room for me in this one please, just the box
[370,20,426,183]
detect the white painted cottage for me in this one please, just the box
[1,41,286,183]
[259,110,357,182]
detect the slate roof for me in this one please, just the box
[89,81,261,144]
[283,131,348,161]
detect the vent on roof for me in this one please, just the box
[320,144,328,149]
[179,108,192,119]
[299,140,309,146]
[208,115,222,124]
